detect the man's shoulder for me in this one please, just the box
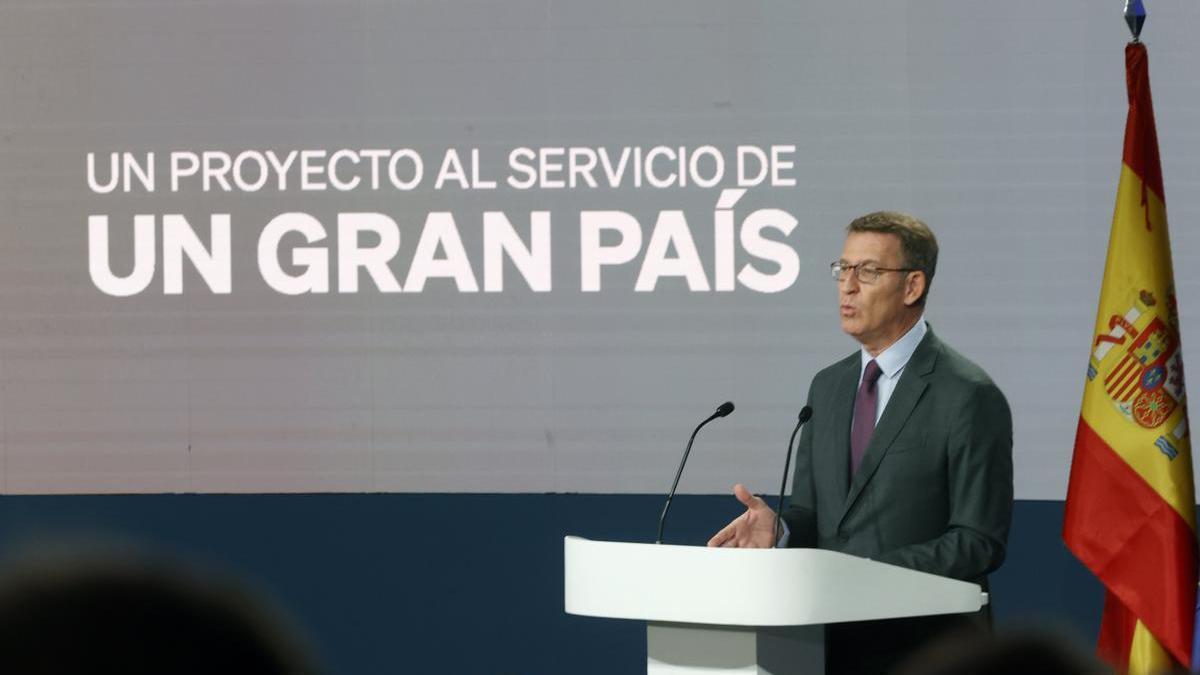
[927,334,1007,400]
[810,351,860,388]
[930,336,990,381]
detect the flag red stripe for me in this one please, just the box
[1104,364,1136,400]
[1063,417,1197,665]
[1104,355,1132,386]
[1123,43,1165,203]
[1097,591,1138,671]
[1118,358,1138,384]
[1114,371,1142,401]
[1114,363,1138,391]
[1111,362,1143,400]
[1106,357,1136,387]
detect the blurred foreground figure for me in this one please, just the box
[894,631,1114,675]
[0,556,318,675]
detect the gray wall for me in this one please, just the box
[2,0,1199,498]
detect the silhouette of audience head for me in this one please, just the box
[894,629,1114,675]
[0,555,318,675]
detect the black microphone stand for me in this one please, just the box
[656,402,734,544]
[773,406,813,546]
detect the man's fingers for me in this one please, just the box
[707,520,736,548]
[711,491,772,548]
[733,483,756,508]
[733,483,766,511]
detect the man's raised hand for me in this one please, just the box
[706,483,778,548]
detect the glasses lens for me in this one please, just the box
[830,262,844,280]
[857,264,881,283]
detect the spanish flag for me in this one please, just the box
[1063,42,1197,674]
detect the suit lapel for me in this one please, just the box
[826,358,859,496]
[836,330,941,528]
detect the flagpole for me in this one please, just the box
[1125,0,1145,42]
[1064,3,1200,672]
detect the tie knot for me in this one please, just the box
[863,359,883,386]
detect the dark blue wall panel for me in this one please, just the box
[0,495,1102,674]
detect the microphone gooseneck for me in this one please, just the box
[774,406,813,547]
[656,401,735,544]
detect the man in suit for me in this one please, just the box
[708,211,1013,674]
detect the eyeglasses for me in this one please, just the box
[830,261,918,284]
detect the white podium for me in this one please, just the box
[563,536,988,675]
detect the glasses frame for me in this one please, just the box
[830,261,919,284]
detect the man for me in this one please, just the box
[708,211,1013,674]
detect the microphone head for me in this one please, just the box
[715,401,735,418]
[797,406,813,424]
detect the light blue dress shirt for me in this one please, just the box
[855,316,928,426]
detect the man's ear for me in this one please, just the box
[903,271,926,307]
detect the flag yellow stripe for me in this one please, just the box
[1079,163,1195,528]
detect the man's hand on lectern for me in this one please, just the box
[706,483,777,548]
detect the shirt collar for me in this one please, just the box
[861,317,927,380]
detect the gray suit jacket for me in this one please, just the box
[781,329,1013,586]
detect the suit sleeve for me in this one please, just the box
[780,389,819,547]
[874,381,1013,580]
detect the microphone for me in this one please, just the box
[773,406,813,547]
[656,401,735,544]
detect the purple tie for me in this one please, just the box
[850,359,883,477]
